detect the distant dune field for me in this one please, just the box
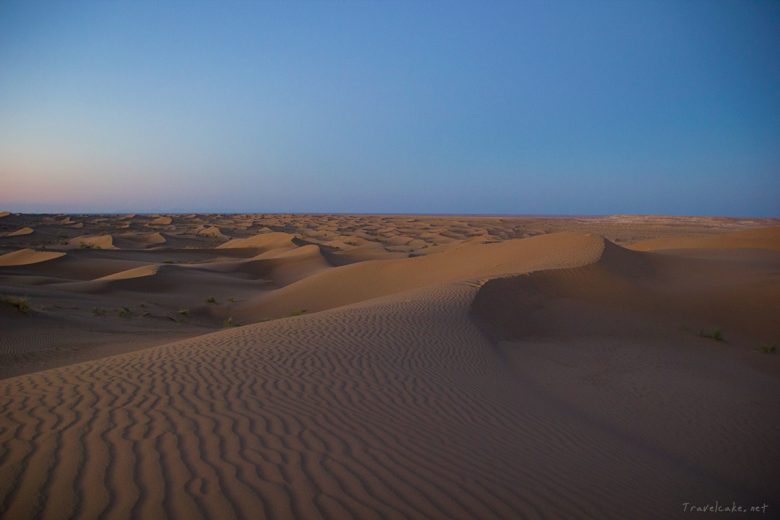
[0,213,778,519]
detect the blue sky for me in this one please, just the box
[1,0,778,215]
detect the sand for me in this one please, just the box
[0,226,34,238]
[66,234,117,250]
[0,213,779,519]
[0,248,65,267]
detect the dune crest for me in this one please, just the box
[95,264,161,281]
[66,234,117,250]
[0,248,65,266]
[148,215,173,226]
[0,227,34,238]
[217,231,298,251]
[236,231,606,321]
[472,239,780,342]
[195,225,228,240]
[115,231,167,248]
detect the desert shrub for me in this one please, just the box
[223,317,237,328]
[1,296,30,314]
[699,328,724,341]
[206,297,218,304]
[118,307,132,318]
[758,343,777,354]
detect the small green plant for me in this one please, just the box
[758,343,777,354]
[118,307,132,318]
[163,260,175,264]
[92,307,107,317]
[178,309,189,317]
[206,297,218,304]
[290,309,308,316]
[223,316,237,328]
[228,297,237,303]
[699,328,724,341]
[1,296,30,314]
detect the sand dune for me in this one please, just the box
[236,231,605,320]
[148,216,173,226]
[96,264,162,281]
[473,239,780,342]
[470,241,780,513]
[2,252,146,281]
[195,225,228,240]
[2,263,777,518]
[1,214,779,519]
[114,231,167,249]
[202,244,331,287]
[0,227,34,238]
[217,231,298,251]
[629,225,780,251]
[0,248,65,267]
[67,234,117,250]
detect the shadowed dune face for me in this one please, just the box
[469,240,780,511]
[114,231,166,249]
[471,240,780,343]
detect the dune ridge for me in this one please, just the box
[0,248,66,267]
[0,227,34,238]
[217,232,298,251]
[236,231,605,320]
[66,234,117,250]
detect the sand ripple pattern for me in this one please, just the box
[0,283,766,519]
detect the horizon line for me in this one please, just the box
[2,210,778,219]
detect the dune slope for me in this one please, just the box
[0,249,65,267]
[2,236,778,518]
[629,225,780,251]
[470,241,780,513]
[236,231,605,321]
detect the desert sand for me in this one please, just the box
[0,213,779,519]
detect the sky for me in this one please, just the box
[0,0,778,216]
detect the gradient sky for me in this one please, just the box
[1,1,778,215]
